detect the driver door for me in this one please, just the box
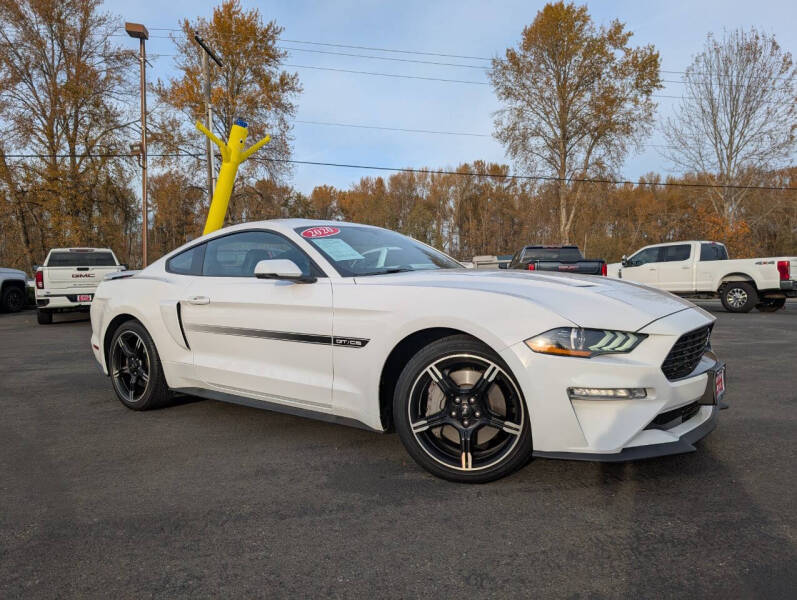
[621,246,662,286]
[180,230,334,411]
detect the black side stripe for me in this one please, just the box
[186,324,369,348]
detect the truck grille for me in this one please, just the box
[661,325,711,380]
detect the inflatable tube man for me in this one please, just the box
[196,118,271,234]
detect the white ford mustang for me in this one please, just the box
[90,219,726,482]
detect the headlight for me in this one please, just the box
[525,327,647,358]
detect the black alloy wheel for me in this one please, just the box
[394,335,532,483]
[110,320,171,410]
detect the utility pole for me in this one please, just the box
[193,33,223,206]
[125,22,149,267]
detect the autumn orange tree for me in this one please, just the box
[0,0,139,270]
[490,1,661,244]
[153,0,300,210]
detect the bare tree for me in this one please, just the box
[489,1,661,243]
[663,28,796,225]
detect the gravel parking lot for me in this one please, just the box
[1,302,795,599]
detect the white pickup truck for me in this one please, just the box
[35,248,125,324]
[607,240,796,313]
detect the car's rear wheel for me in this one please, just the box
[1,285,25,313]
[394,335,532,483]
[109,320,171,410]
[756,298,786,312]
[720,282,757,313]
[36,309,53,324]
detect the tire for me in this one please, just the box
[109,319,171,410]
[1,285,25,313]
[755,298,786,312]
[393,335,533,483]
[720,282,757,313]
[37,309,53,324]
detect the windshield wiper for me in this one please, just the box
[356,267,416,276]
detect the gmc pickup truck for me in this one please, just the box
[606,240,796,313]
[35,248,125,324]
[503,245,607,275]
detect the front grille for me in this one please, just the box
[661,325,711,380]
[645,402,701,430]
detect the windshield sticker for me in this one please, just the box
[313,238,365,261]
[301,226,340,239]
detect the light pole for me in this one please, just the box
[125,22,149,267]
[193,33,223,206]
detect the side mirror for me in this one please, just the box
[621,255,628,267]
[33,265,40,272]
[120,264,128,271]
[498,262,508,269]
[254,259,316,283]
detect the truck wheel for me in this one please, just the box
[37,309,53,324]
[1,285,25,313]
[720,282,757,313]
[756,298,786,313]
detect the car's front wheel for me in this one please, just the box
[394,335,532,483]
[109,320,171,410]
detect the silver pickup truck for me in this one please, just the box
[0,267,28,313]
[35,248,125,324]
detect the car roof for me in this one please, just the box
[48,247,115,252]
[640,240,723,248]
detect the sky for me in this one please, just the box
[105,0,797,194]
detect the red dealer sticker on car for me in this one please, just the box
[301,226,340,238]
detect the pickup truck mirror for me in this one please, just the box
[498,262,508,269]
[621,255,628,267]
[120,264,128,271]
[254,259,316,283]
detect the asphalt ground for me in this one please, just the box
[1,301,796,599]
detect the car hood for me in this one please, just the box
[0,267,27,279]
[354,269,697,331]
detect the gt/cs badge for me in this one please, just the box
[333,337,369,348]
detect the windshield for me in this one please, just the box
[295,225,461,277]
[522,247,584,262]
[46,251,117,267]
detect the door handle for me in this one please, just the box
[186,296,210,305]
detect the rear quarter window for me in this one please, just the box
[46,251,117,267]
[700,243,728,261]
[166,244,206,275]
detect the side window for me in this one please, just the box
[628,247,661,267]
[700,243,728,261]
[166,243,205,275]
[661,244,691,262]
[202,230,314,277]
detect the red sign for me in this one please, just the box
[301,226,340,239]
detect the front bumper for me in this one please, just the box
[499,307,722,460]
[532,405,718,461]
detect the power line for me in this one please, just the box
[5,152,794,192]
[118,27,794,81]
[295,119,490,137]
[283,63,489,85]
[293,119,681,148]
[279,46,486,69]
